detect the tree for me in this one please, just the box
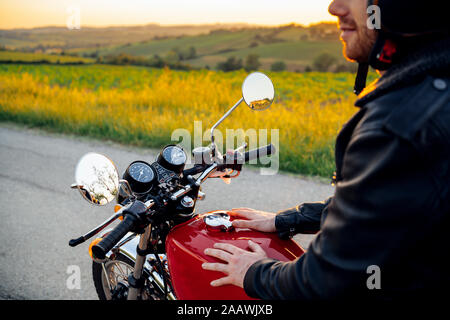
[313,52,337,72]
[165,50,180,64]
[334,62,358,73]
[244,54,261,72]
[271,61,287,72]
[216,57,243,72]
[188,46,197,59]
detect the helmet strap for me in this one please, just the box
[354,62,369,95]
[354,33,399,95]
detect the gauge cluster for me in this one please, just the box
[122,145,187,195]
[157,145,187,174]
[122,161,156,194]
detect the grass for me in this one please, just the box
[0,50,94,64]
[0,63,376,178]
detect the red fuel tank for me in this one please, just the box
[165,210,305,300]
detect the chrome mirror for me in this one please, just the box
[210,72,275,156]
[242,72,275,111]
[72,153,119,206]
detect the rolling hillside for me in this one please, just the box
[80,24,347,72]
[0,24,257,50]
[0,23,351,72]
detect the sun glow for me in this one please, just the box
[0,0,336,29]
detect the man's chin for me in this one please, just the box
[343,42,367,63]
[343,48,358,62]
[341,31,377,63]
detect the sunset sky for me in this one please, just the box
[0,0,336,29]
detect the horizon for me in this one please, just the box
[0,20,338,31]
[0,0,336,30]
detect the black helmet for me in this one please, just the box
[368,0,448,37]
[354,0,449,94]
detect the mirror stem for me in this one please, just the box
[210,97,244,155]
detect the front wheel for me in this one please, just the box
[92,253,164,300]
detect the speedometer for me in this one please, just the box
[157,145,187,174]
[163,145,187,165]
[123,161,156,194]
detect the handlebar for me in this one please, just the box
[213,143,276,172]
[71,145,276,256]
[183,165,206,177]
[91,214,137,259]
[243,143,276,162]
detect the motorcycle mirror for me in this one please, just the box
[73,153,119,206]
[210,73,275,153]
[242,72,275,111]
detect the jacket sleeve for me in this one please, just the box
[243,129,436,300]
[275,197,333,239]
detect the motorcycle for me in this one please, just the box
[69,72,305,300]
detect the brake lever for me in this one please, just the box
[68,204,130,247]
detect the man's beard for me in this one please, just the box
[341,21,377,63]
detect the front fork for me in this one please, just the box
[128,224,152,300]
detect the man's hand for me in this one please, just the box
[230,208,277,233]
[202,240,267,288]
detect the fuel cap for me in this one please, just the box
[203,212,234,232]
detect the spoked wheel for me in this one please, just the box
[93,253,165,300]
[92,253,135,300]
[93,252,171,300]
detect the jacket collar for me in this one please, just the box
[355,37,450,107]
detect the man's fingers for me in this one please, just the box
[213,242,241,254]
[202,262,228,274]
[211,276,232,287]
[248,240,265,255]
[230,208,259,219]
[204,248,232,262]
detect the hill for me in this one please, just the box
[0,23,257,50]
[0,23,353,72]
[80,23,349,72]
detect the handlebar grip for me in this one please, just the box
[91,215,137,259]
[183,165,206,177]
[244,144,276,162]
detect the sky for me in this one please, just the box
[0,0,336,29]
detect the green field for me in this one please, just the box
[78,25,347,71]
[0,50,94,64]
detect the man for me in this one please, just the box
[202,0,450,300]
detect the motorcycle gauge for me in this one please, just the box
[157,145,187,174]
[123,161,156,194]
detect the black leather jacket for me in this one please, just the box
[244,37,450,300]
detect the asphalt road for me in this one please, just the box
[0,123,334,300]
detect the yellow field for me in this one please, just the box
[0,64,368,177]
